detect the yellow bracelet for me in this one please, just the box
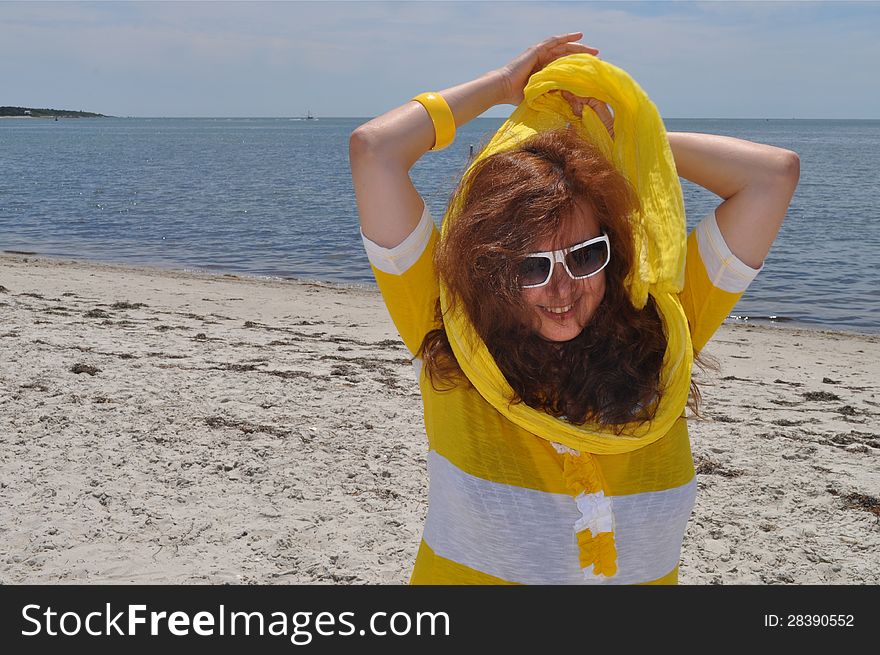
[412,92,455,151]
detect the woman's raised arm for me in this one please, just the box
[667,132,800,269]
[349,33,598,249]
[349,72,504,248]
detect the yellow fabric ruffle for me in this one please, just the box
[561,447,619,578]
[438,54,694,455]
[561,450,604,495]
[577,529,618,577]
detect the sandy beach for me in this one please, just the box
[1,252,878,585]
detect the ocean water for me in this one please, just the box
[1,116,878,333]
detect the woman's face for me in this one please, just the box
[519,206,607,342]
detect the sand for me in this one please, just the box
[1,252,878,584]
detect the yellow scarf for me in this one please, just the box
[439,54,693,455]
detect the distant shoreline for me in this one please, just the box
[0,116,108,120]
[0,106,106,118]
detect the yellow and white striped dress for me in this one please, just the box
[362,203,760,585]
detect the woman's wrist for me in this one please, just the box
[437,69,510,118]
[352,70,509,168]
[426,71,505,140]
[487,68,516,106]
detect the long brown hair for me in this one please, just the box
[419,127,699,431]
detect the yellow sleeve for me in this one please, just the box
[361,204,441,357]
[679,210,763,353]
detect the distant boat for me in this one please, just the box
[290,110,318,122]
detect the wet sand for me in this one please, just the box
[1,252,878,584]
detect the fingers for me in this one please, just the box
[542,42,599,70]
[561,90,584,117]
[586,97,614,120]
[551,43,599,56]
[586,98,615,137]
[542,32,598,55]
[546,32,583,45]
[560,93,615,137]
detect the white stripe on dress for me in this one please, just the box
[422,450,697,585]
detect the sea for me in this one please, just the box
[1,116,878,334]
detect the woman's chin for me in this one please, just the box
[535,316,588,342]
[533,305,595,342]
[538,326,584,342]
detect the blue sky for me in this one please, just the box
[1,1,878,118]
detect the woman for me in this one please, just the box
[349,33,799,584]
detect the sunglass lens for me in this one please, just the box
[518,257,551,287]
[567,241,608,277]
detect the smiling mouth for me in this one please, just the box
[541,303,574,314]
[538,298,578,318]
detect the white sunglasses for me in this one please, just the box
[517,233,611,289]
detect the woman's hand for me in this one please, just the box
[497,33,598,106]
[561,91,615,139]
